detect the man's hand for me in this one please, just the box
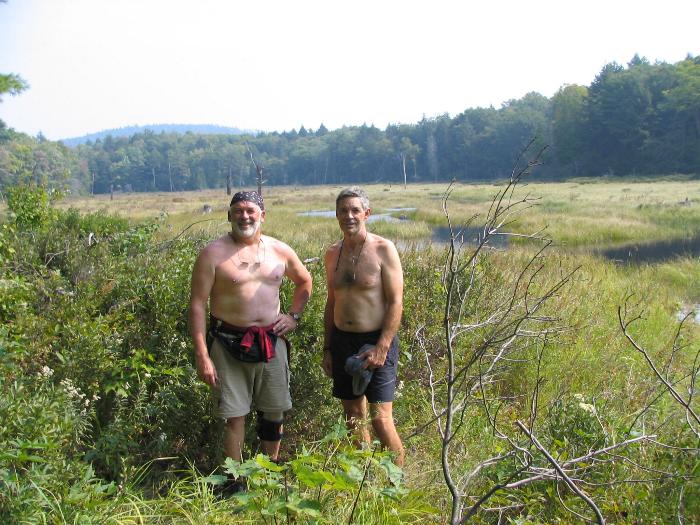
[322,349,333,378]
[359,344,388,370]
[272,313,298,336]
[196,354,218,386]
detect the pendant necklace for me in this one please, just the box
[335,233,366,282]
[231,235,265,267]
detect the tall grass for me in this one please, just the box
[54,180,700,249]
[2,181,700,522]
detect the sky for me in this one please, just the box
[0,0,698,141]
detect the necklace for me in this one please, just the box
[335,233,366,282]
[230,235,265,267]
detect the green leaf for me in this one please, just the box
[379,455,404,487]
[286,496,321,517]
[255,454,286,472]
[328,470,357,490]
[224,457,263,478]
[321,419,349,443]
[201,474,228,485]
[380,485,409,500]
[294,465,330,488]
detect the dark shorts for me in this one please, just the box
[330,325,399,403]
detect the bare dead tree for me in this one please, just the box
[419,141,572,522]
[246,143,266,195]
[413,141,663,523]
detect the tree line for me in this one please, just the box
[1,54,698,195]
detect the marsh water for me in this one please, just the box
[298,210,700,265]
[598,234,700,264]
[297,209,410,223]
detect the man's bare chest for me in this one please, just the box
[215,258,285,287]
[333,258,381,290]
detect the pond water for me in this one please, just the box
[677,306,700,324]
[297,210,700,265]
[297,209,413,223]
[431,226,509,248]
[598,234,700,265]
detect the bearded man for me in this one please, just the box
[189,191,312,490]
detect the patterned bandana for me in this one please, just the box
[230,191,264,210]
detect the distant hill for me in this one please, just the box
[61,124,255,146]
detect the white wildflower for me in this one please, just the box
[578,402,596,414]
[180,341,187,349]
[60,378,86,400]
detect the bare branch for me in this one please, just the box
[618,295,700,437]
[515,420,605,524]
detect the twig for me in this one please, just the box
[515,420,605,524]
[347,444,377,524]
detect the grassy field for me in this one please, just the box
[3,178,700,523]
[56,179,700,248]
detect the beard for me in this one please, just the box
[232,219,261,238]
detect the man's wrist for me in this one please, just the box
[289,311,302,323]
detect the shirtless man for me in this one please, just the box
[322,186,405,465]
[189,191,312,473]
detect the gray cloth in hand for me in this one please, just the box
[344,343,375,396]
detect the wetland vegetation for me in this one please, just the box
[2,178,699,523]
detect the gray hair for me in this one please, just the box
[335,186,370,211]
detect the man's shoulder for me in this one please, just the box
[194,236,231,271]
[368,233,396,251]
[201,234,231,252]
[324,239,342,256]
[262,235,297,257]
[368,234,400,266]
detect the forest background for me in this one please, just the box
[1,55,700,195]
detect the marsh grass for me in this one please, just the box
[4,180,700,523]
[55,179,700,252]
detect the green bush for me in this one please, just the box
[0,353,116,523]
[6,184,56,229]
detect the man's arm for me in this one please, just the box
[272,243,312,336]
[321,246,337,377]
[189,249,217,386]
[362,240,403,369]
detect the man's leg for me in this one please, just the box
[342,397,371,446]
[369,402,404,466]
[260,435,282,460]
[224,416,246,462]
[257,411,284,461]
[220,415,248,496]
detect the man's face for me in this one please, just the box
[336,197,370,235]
[229,201,264,238]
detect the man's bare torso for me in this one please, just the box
[329,233,390,333]
[206,234,286,327]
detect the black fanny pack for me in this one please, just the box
[209,328,277,363]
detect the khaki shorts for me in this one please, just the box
[210,337,292,419]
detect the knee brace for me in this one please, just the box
[256,411,284,441]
